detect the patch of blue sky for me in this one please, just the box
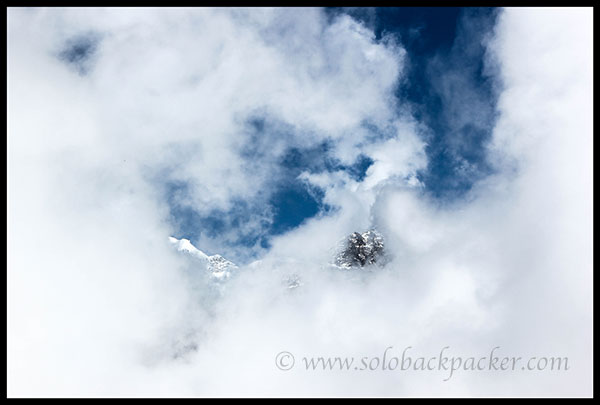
[164,180,272,258]
[163,124,370,260]
[268,179,333,236]
[278,138,374,181]
[58,32,101,75]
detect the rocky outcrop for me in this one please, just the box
[335,230,386,269]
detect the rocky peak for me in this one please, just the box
[335,229,386,269]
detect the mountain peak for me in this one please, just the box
[169,237,237,280]
[334,229,386,269]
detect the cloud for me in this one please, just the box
[8,7,592,397]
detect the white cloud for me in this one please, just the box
[8,7,592,397]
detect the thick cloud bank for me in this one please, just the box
[8,7,592,397]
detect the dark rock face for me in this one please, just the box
[335,230,385,269]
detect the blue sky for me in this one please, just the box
[156,7,500,261]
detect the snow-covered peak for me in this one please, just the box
[169,237,210,260]
[169,237,237,280]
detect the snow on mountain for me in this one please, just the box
[169,237,237,280]
[169,237,209,260]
